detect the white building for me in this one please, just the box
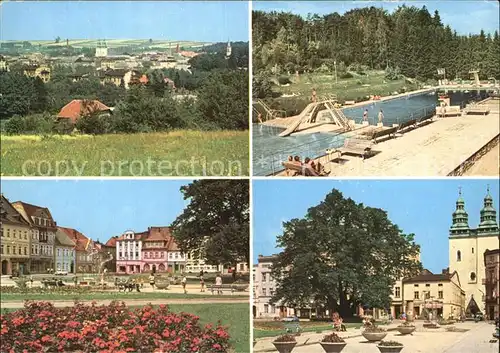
[115,230,143,273]
[253,254,293,319]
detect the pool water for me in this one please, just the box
[253,90,487,176]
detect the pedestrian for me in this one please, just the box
[200,273,205,292]
[311,88,317,103]
[378,109,384,124]
[149,273,155,289]
[29,275,34,288]
[139,278,144,288]
[215,273,223,295]
[181,274,187,294]
[363,109,368,122]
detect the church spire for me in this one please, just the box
[478,184,498,233]
[450,187,470,236]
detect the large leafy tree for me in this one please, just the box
[171,180,249,270]
[270,189,422,317]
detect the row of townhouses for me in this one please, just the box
[253,188,499,321]
[1,194,249,277]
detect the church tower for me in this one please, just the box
[95,39,108,58]
[225,40,232,59]
[448,186,499,317]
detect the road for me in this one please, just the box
[255,322,498,353]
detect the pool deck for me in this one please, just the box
[274,98,499,177]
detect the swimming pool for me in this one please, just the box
[253,90,487,176]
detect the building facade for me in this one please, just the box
[116,230,144,273]
[59,227,94,273]
[402,269,465,320]
[23,64,51,82]
[0,195,31,276]
[253,255,294,319]
[54,228,76,273]
[484,249,499,320]
[13,201,56,273]
[448,187,499,316]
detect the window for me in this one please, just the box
[264,304,269,313]
[271,305,276,314]
[0,245,3,254]
[24,247,27,255]
[438,291,443,299]
[270,288,275,296]
[470,272,476,281]
[13,230,16,238]
[425,292,430,299]
[262,288,267,296]
[18,247,21,255]
[13,246,16,254]
[7,246,10,254]
[457,250,461,262]
[438,283,443,287]
[414,291,419,299]
[425,284,430,287]
[395,287,401,298]
[414,284,419,287]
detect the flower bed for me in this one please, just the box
[0,300,231,352]
[0,286,92,295]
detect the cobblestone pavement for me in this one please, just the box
[256,322,498,353]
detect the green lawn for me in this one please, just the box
[253,321,363,339]
[1,303,250,353]
[275,71,418,101]
[0,291,247,301]
[0,130,249,176]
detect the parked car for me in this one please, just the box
[54,270,68,276]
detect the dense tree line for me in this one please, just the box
[1,67,248,133]
[253,6,500,80]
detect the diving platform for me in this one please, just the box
[278,100,353,137]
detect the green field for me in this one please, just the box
[0,39,211,49]
[0,291,247,301]
[1,303,250,353]
[275,71,418,102]
[253,320,362,339]
[0,130,249,176]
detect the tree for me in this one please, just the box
[270,189,422,318]
[55,36,61,43]
[171,180,249,273]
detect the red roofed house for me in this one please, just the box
[56,99,111,125]
[12,201,57,273]
[58,226,95,273]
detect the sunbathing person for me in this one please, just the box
[293,156,301,165]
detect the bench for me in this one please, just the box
[463,107,490,115]
[207,284,235,295]
[336,138,373,159]
[282,162,326,177]
[284,322,301,334]
[436,106,461,117]
[371,126,398,143]
[397,118,417,133]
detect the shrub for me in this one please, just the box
[0,301,231,352]
[379,340,403,346]
[321,332,345,343]
[278,76,292,85]
[364,325,386,333]
[273,334,296,343]
[339,72,353,79]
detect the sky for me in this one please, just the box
[253,179,499,273]
[1,179,194,243]
[0,1,248,42]
[254,0,500,35]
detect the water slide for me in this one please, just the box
[278,102,317,137]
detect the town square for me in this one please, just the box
[0,179,250,352]
[252,180,499,352]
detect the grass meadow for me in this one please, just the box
[275,70,418,102]
[1,130,249,176]
[253,320,363,339]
